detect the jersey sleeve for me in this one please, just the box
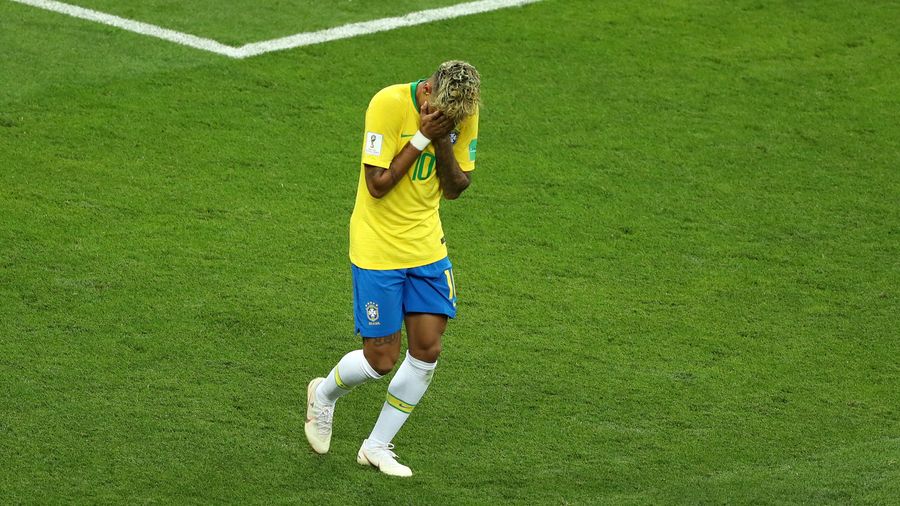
[361,89,403,170]
[454,109,479,172]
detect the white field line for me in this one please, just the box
[237,0,542,58]
[10,0,541,59]
[10,0,243,57]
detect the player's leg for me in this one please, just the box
[362,331,402,376]
[365,313,445,444]
[358,258,456,476]
[304,265,404,454]
[406,313,445,362]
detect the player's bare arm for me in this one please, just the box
[432,133,471,200]
[363,103,454,198]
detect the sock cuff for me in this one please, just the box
[358,350,384,380]
[405,350,437,371]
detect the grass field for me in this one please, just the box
[2,0,899,503]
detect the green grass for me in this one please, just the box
[68,0,467,43]
[2,0,899,503]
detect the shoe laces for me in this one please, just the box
[367,440,399,460]
[314,404,334,435]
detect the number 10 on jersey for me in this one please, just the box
[411,153,436,181]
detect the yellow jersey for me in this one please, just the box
[349,81,479,270]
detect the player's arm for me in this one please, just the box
[432,136,471,200]
[363,143,423,199]
[365,103,454,198]
[433,105,477,200]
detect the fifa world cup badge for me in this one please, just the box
[365,301,380,324]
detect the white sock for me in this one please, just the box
[316,349,381,405]
[368,351,436,445]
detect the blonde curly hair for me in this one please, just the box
[429,60,481,124]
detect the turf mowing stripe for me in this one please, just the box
[9,0,243,57]
[9,0,542,59]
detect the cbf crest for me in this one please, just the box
[365,301,380,324]
[449,130,460,145]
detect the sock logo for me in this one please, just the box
[365,301,380,324]
[386,392,416,414]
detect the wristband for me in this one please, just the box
[410,130,431,151]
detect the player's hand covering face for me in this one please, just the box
[419,102,456,140]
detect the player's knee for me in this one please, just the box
[411,342,441,363]
[420,347,441,363]
[364,347,400,375]
[374,357,398,376]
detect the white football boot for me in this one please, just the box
[356,439,413,477]
[304,377,334,454]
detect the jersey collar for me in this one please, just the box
[410,79,425,113]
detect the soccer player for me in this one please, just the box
[304,61,480,477]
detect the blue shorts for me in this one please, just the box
[352,257,457,338]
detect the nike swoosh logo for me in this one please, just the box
[400,133,415,138]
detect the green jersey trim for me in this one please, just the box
[410,79,425,112]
